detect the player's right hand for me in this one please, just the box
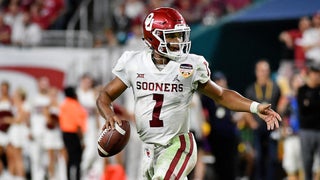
[257,103,282,130]
[103,114,123,130]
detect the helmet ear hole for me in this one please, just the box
[143,38,152,49]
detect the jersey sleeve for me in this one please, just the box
[112,51,132,87]
[192,56,211,90]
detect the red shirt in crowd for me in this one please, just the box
[0,24,11,45]
[287,29,305,67]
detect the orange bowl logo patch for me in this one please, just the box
[179,64,193,78]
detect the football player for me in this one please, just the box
[96,7,282,180]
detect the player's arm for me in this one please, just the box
[96,77,128,130]
[197,80,281,130]
[198,80,253,111]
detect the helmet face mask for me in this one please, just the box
[143,8,191,61]
[154,27,191,60]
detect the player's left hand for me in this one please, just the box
[257,104,282,130]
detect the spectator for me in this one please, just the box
[37,0,64,29]
[6,87,30,180]
[11,12,42,46]
[43,87,66,180]
[201,71,240,180]
[0,81,12,179]
[279,16,311,69]
[278,71,305,180]
[29,0,64,30]
[245,59,282,180]
[235,112,258,180]
[0,13,11,45]
[111,3,131,45]
[124,0,144,20]
[29,3,48,29]
[59,86,87,180]
[276,61,295,102]
[44,0,65,30]
[29,76,51,180]
[76,74,101,177]
[297,59,320,180]
[3,2,23,27]
[126,17,144,50]
[300,12,320,63]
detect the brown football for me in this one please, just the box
[97,120,130,157]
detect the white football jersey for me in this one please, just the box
[112,50,210,145]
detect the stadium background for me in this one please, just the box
[191,0,320,92]
[0,0,319,96]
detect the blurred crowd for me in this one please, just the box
[190,11,320,179]
[0,0,66,46]
[0,0,253,47]
[0,75,100,180]
[192,12,320,180]
[93,0,253,47]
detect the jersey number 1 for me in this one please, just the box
[149,94,164,127]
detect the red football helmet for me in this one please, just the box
[143,7,191,61]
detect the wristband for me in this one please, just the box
[250,101,260,114]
